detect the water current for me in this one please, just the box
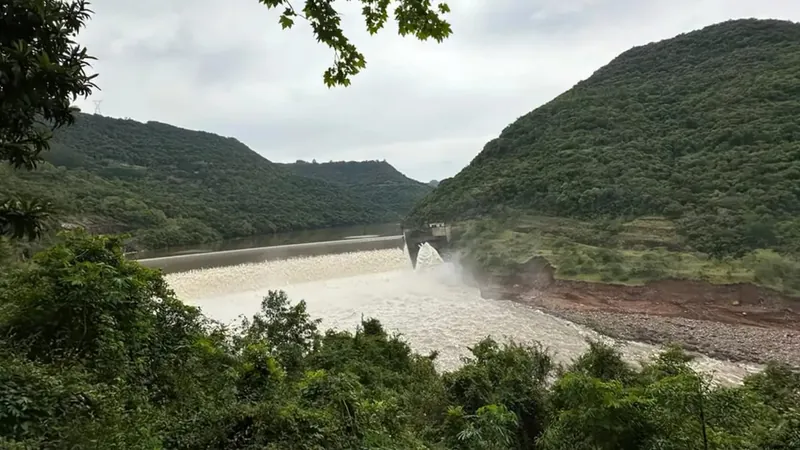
[166,244,761,385]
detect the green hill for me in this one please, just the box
[279,160,432,218]
[407,19,800,259]
[0,114,405,249]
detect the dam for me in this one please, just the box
[139,234,406,273]
[142,236,761,383]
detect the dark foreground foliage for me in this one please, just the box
[408,19,800,259]
[0,233,798,449]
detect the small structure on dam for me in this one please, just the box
[403,223,452,268]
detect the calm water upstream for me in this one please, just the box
[133,223,401,259]
[164,242,762,384]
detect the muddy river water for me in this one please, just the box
[164,244,761,384]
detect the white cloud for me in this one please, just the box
[75,0,800,181]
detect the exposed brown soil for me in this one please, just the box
[540,279,799,329]
[476,264,800,367]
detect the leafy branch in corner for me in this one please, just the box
[258,0,452,86]
[0,0,97,240]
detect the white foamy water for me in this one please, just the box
[166,247,761,384]
[166,248,410,300]
[415,242,445,268]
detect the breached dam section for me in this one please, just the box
[162,238,762,384]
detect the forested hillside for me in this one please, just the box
[407,19,800,258]
[0,114,415,249]
[280,159,432,217]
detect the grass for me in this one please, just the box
[451,214,800,296]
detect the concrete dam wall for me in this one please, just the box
[138,235,405,273]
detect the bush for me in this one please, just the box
[0,232,797,448]
[744,249,800,293]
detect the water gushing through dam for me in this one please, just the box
[165,243,761,384]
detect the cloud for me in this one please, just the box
[74,0,800,182]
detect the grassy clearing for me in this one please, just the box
[452,215,800,296]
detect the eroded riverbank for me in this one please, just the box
[479,274,800,367]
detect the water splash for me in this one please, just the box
[414,242,444,270]
[165,248,408,300]
[166,247,761,383]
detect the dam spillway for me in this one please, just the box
[138,234,405,273]
[159,237,761,384]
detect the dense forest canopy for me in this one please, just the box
[280,159,432,218]
[1,113,424,250]
[406,19,800,258]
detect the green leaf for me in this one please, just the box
[279,14,294,29]
[257,0,452,87]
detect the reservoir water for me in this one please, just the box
[134,223,401,259]
[164,240,761,384]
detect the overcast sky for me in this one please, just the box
[73,0,800,182]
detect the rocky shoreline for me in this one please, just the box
[512,293,800,368]
[467,255,800,368]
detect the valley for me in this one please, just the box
[3,7,800,448]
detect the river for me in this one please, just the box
[161,238,762,384]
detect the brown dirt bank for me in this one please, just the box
[541,279,800,329]
[476,264,800,367]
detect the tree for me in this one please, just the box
[258,0,452,86]
[0,0,451,242]
[0,0,97,240]
[0,197,51,241]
